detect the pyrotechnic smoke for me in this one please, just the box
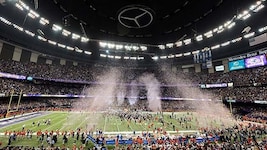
[159,65,235,129]
[127,80,139,105]
[139,73,161,111]
[72,67,122,111]
[116,84,126,106]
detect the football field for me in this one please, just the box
[0,111,234,149]
[0,111,201,133]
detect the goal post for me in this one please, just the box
[6,89,14,117]
[6,90,23,117]
[16,90,23,111]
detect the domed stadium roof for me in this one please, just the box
[0,0,266,65]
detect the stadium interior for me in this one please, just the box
[0,0,267,149]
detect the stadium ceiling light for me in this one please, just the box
[75,47,83,53]
[130,56,137,60]
[0,17,11,25]
[72,33,80,39]
[13,24,23,31]
[253,4,264,12]
[52,24,62,31]
[27,12,36,19]
[18,0,29,10]
[57,43,66,48]
[84,51,92,55]
[211,44,220,50]
[115,44,123,50]
[250,4,258,10]
[132,46,139,51]
[168,55,175,58]
[138,56,144,60]
[48,40,57,45]
[259,26,267,32]
[183,38,191,45]
[175,54,183,57]
[76,49,83,53]
[125,45,132,51]
[99,42,107,48]
[100,54,107,57]
[237,10,249,19]
[37,35,47,41]
[107,55,114,58]
[224,20,232,27]
[25,30,35,37]
[166,43,174,48]
[217,26,224,33]
[140,46,147,51]
[244,32,255,38]
[204,31,213,38]
[227,22,236,29]
[160,56,167,59]
[124,56,130,60]
[257,1,262,5]
[39,18,49,25]
[221,41,230,47]
[62,29,71,36]
[66,46,74,51]
[15,3,23,11]
[196,35,203,41]
[107,43,115,49]
[29,10,39,18]
[231,37,242,43]
[152,56,159,60]
[114,56,121,59]
[242,14,251,20]
[158,45,165,50]
[183,52,191,56]
[192,50,200,54]
[175,41,183,47]
[202,47,210,51]
[81,37,89,42]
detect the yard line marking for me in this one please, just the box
[103,114,107,132]
[114,118,120,132]
[0,113,57,131]
[43,113,68,131]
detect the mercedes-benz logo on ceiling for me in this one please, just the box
[118,5,154,29]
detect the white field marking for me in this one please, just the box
[75,114,90,130]
[0,130,199,136]
[103,114,107,132]
[123,119,133,131]
[114,118,120,132]
[0,112,55,131]
[60,113,88,130]
[43,114,69,131]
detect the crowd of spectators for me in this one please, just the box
[209,86,267,102]
[0,98,74,118]
[0,78,83,95]
[1,58,266,85]
[1,58,267,103]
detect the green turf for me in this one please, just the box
[0,111,233,149]
[0,112,220,133]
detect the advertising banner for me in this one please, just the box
[228,59,245,71]
[245,55,267,68]
[215,65,224,71]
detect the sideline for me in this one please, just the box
[0,111,50,128]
